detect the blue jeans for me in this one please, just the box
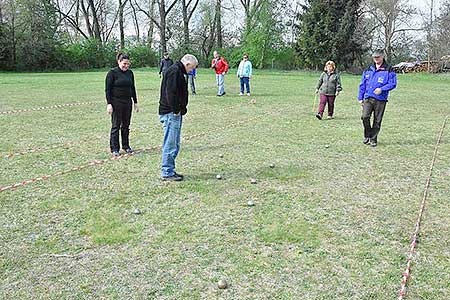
[240,77,250,94]
[216,74,225,95]
[159,112,182,177]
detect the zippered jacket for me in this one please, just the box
[358,63,397,101]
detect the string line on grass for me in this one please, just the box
[0,101,100,116]
[1,101,253,159]
[398,115,449,300]
[0,113,262,193]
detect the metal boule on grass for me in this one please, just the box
[247,200,255,206]
[325,144,330,148]
[219,154,224,158]
[269,163,275,168]
[217,279,228,289]
[250,178,257,184]
[216,174,222,180]
[250,98,256,104]
[132,208,141,215]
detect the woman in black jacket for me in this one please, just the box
[105,53,139,157]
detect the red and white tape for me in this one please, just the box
[2,127,155,159]
[0,101,99,115]
[2,103,252,159]
[0,113,262,193]
[0,145,161,192]
[398,115,448,300]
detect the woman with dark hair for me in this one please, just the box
[105,53,139,157]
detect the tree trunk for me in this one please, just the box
[80,0,94,38]
[216,0,222,48]
[130,1,140,43]
[87,0,101,41]
[385,15,393,61]
[11,4,16,66]
[119,0,125,49]
[182,0,189,51]
[427,0,434,72]
[148,0,155,48]
[159,0,167,55]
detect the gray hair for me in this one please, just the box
[181,54,198,66]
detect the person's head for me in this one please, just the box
[243,53,249,61]
[372,49,385,65]
[181,54,198,74]
[213,51,219,59]
[117,53,130,71]
[324,60,336,73]
[163,52,169,59]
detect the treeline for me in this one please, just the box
[0,0,449,71]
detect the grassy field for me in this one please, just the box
[0,68,449,300]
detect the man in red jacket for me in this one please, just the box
[211,50,229,96]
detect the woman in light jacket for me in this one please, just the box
[315,60,342,120]
[237,53,253,96]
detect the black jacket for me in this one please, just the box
[159,58,174,75]
[159,61,188,115]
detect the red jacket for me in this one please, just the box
[211,57,229,74]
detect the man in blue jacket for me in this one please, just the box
[358,50,397,147]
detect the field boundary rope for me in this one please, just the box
[0,101,100,116]
[0,113,262,193]
[398,115,449,299]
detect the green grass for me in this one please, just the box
[0,68,449,299]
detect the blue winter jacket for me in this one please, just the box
[358,63,397,101]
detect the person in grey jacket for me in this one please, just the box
[159,52,174,77]
[315,60,342,120]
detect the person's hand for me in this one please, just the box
[134,103,139,112]
[107,104,113,114]
[193,76,196,80]
[159,73,161,78]
[222,72,226,75]
[335,91,340,96]
[358,100,364,106]
[374,88,382,95]
[315,89,319,94]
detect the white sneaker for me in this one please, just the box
[247,93,251,96]
[239,92,244,96]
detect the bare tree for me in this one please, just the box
[118,0,129,48]
[364,0,421,61]
[238,0,263,34]
[129,0,141,42]
[180,0,199,50]
[135,0,178,54]
[215,0,222,48]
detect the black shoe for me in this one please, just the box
[112,151,120,157]
[124,148,134,154]
[370,139,377,147]
[315,113,322,120]
[161,174,184,182]
[363,137,370,145]
[174,172,184,179]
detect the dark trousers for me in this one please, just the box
[361,98,387,142]
[110,101,132,152]
[318,94,336,117]
[240,77,250,93]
